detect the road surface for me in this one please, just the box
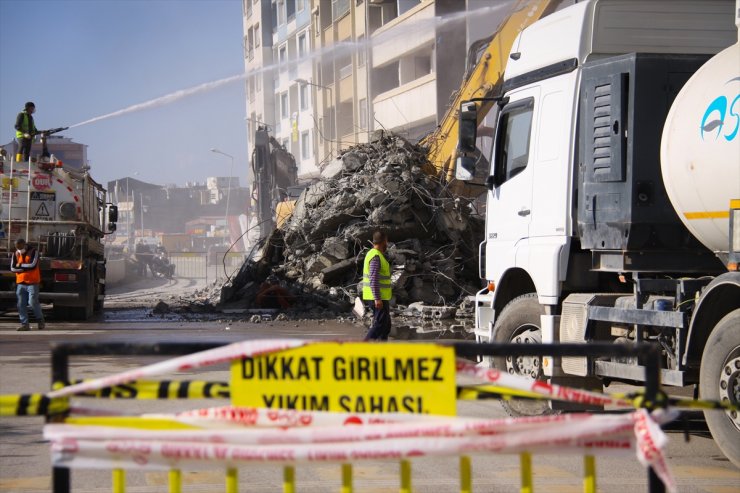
[0,278,738,492]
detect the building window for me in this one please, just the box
[277,0,286,25]
[357,35,366,66]
[244,0,252,18]
[298,0,306,12]
[300,83,309,110]
[301,130,311,159]
[254,23,260,47]
[359,98,368,129]
[297,32,307,58]
[248,78,256,102]
[280,92,289,119]
[278,43,288,72]
[332,0,350,20]
[287,0,296,19]
[338,53,352,79]
[248,29,255,60]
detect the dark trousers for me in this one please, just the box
[364,300,391,341]
[16,137,32,162]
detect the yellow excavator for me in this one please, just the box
[420,0,563,189]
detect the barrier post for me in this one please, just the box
[283,465,295,493]
[341,463,353,493]
[583,456,596,493]
[112,469,126,493]
[520,453,533,493]
[400,459,412,493]
[50,346,70,493]
[225,467,238,493]
[643,347,666,493]
[168,469,182,493]
[460,455,472,493]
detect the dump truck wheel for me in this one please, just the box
[700,308,740,468]
[492,293,554,417]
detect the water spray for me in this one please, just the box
[67,73,246,129]
[63,3,510,130]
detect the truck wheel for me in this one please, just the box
[492,293,551,416]
[700,308,740,468]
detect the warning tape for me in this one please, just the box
[44,410,648,467]
[71,379,230,400]
[0,393,67,416]
[456,383,740,412]
[46,339,308,399]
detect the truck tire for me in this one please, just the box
[492,293,552,417]
[700,308,740,468]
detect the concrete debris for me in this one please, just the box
[152,301,170,314]
[223,133,483,316]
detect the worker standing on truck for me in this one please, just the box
[14,102,37,162]
[11,238,46,331]
[361,230,392,341]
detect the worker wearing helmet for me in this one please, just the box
[361,230,392,341]
[11,238,46,331]
[14,102,37,162]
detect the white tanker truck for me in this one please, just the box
[456,0,740,466]
[0,132,117,319]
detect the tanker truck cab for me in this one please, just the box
[457,0,740,465]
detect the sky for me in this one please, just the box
[0,0,247,189]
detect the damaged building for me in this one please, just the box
[223,134,483,315]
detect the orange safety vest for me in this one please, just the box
[14,248,41,285]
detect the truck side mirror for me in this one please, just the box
[108,204,118,223]
[458,101,478,153]
[455,155,476,181]
[456,101,479,182]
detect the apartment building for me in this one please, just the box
[242,1,512,178]
[243,0,318,178]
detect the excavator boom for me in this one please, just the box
[421,0,562,186]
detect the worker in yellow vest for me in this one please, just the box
[14,102,37,162]
[361,230,392,340]
[10,238,46,331]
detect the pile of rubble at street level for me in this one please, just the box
[221,133,484,319]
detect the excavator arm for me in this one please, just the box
[421,0,562,187]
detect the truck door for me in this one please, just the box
[484,88,538,279]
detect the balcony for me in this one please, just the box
[373,73,436,132]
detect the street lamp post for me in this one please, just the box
[296,78,336,154]
[210,148,235,244]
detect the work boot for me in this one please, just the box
[37,321,46,330]
[16,324,30,331]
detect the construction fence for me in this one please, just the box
[0,339,719,493]
[166,251,245,283]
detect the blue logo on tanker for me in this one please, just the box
[701,77,740,142]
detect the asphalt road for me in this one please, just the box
[0,281,738,492]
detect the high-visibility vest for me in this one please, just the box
[14,248,41,285]
[15,111,36,138]
[362,248,391,301]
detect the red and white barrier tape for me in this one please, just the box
[47,413,638,469]
[47,339,308,399]
[456,359,634,408]
[45,411,604,445]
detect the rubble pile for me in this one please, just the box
[224,134,483,313]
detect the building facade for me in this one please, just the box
[242,1,536,178]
